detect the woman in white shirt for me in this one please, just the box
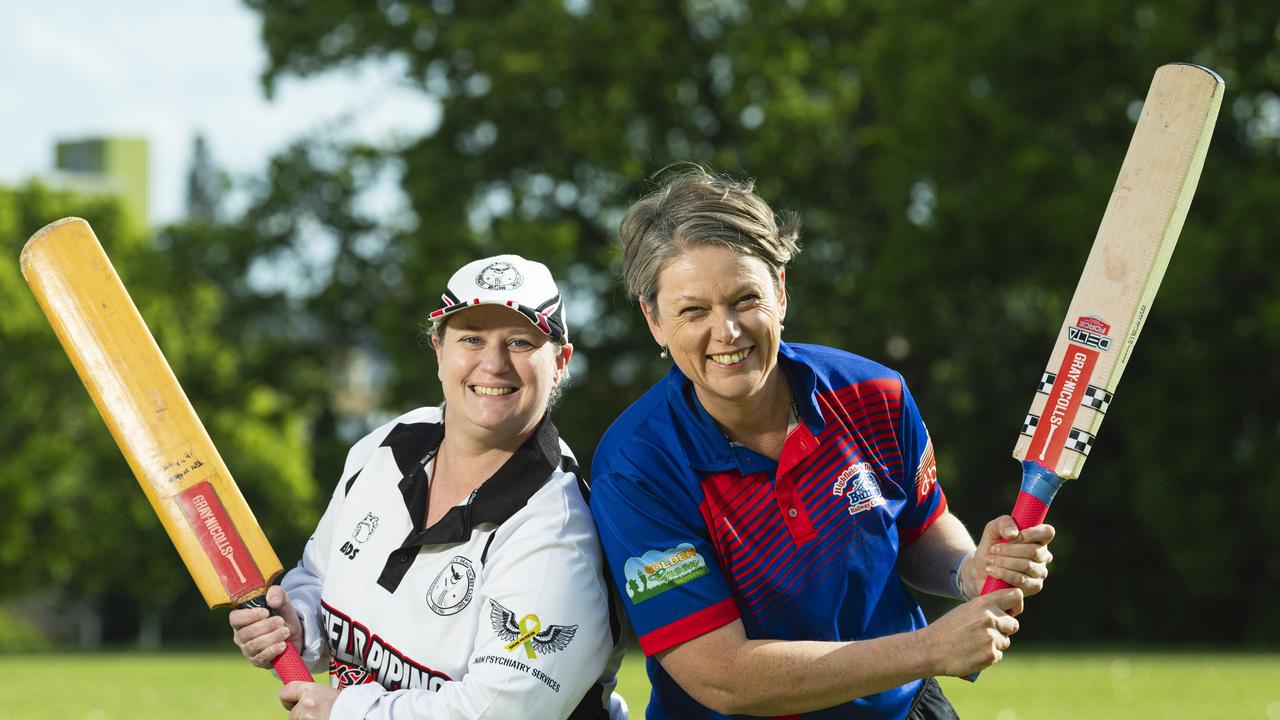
[230,255,627,720]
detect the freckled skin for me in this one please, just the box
[642,245,788,421]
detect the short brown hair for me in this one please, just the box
[618,167,801,309]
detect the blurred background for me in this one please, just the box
[2,0,1278,717]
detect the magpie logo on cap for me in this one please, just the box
[429,254,568,343]
[476,261,523,291]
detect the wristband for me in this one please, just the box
[951,549,975,600]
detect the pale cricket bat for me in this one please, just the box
[983,63,1224,596]
[20,217,313,684]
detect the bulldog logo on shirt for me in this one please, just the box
[834,462,886,516]
[352,513,379,544]
[426,556,476,616]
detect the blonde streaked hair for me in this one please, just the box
[618,166,801,310]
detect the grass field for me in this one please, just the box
[0,646,1277,719]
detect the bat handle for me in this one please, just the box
[238,594,315,685]
[965,460,1065,682]
[272,638,315,685]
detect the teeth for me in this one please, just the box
[710,349,750,364]
[471,386,515,396]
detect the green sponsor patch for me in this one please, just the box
[623,543,709,604]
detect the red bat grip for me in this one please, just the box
[272,640,314,684]
[965,461,1064,682]
[979,490,1052,595]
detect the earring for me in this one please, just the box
[659,347,669,359]
[780,324,785,332]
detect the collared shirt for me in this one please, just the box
[284,406,626,720]
[591,343,945,720]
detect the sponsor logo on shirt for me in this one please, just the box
[322,601,452,691]
[915,440,938,502]
[489,599,578,660]
[340,512,381,561]
[622,543,709,604]
[426,556,476,616]
[833,462,886,516]
[474,654,563,692]
[352,513,379,543]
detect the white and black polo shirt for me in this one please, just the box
[283,406,626,720]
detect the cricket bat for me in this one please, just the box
[982,63,1224,595]
[20,217,313,685]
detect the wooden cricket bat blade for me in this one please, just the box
[1013,63,1224,481]
[20,217,312,684]
[967,65,1222,681]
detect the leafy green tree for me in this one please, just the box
[235,0,1280,642]
[0,182,320,645]
[185,133,230,224]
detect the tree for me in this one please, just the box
[0,184,321,646]
[185,133,229,224]
[232,0,1280,642]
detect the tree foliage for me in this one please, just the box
[5,1,1279,645]
[234,0,1280,642]
[0,183,319,642]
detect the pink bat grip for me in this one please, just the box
[966,460,1063,681]
[978,490,1051,594]
[272,640,314,684]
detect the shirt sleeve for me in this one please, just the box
[282,486,340,670]
[328,485,615,720]
[589,466,739,657]
[283,419,395,671]
[895,376,947,543]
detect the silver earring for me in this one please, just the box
[659,347,669,359]
[780,324,785,332]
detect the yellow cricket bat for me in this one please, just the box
[20,217,313,684]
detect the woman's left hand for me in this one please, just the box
[280,682,339,720]
[964,516,1055,600]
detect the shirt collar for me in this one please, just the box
[379,412,561,542]
[664,341,826,474]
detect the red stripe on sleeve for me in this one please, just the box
[637,598,741,656]
[899,492,948,545]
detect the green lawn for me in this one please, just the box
[0,647,1276,719]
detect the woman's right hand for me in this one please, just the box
[920,587,1023,677]
[229,585,304,669]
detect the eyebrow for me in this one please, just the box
[670,283,762,304]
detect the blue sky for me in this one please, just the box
[0,0,439,225]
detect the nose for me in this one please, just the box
[477,341,513,374]
[711,307,742,345]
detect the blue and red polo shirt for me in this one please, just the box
[590,342,947,719]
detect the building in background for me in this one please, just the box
[46,136,150,232]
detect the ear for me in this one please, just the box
[775,269,788,322]
[640,300,666,348]
[554,343,574,382]
[431,326,445,376]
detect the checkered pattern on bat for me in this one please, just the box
[1020,414,1096,455]
[1037,372,1113,413]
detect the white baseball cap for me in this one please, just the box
[429,254,568,343]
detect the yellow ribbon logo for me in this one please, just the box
[504,613,542,659]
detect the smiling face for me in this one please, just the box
[433,304,572,444]
[643,244,787,414]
